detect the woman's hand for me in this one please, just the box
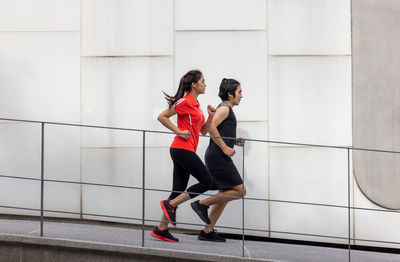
[178,129,191,140]
[222,146,236,157]
[235,137,245,147]
[207,105,216,117]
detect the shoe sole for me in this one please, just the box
[198,235,226,242]
[191,202,211,224]
[160,200,176,226]
[151,231,179,242]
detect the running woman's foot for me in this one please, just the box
[160,200,177,226]
[191,200,211,224]
[198,230,226,242]
[151,227,179,242]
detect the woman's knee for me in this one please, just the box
[236,184,246,197]
[231,184,246,198]
[241,185,247,197]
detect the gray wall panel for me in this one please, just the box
[352,0,400,209]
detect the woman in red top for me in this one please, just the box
[151,70,216,242]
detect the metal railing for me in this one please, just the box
[0,117,399,261]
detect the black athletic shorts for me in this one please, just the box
[205,152,243,190]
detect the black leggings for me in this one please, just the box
[168,148,214,200]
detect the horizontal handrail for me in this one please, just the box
[1,117,400,154]
[2,174,400,215]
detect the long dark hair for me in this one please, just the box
[218,78,240,101]
[164,70,203,108]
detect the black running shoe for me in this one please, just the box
[160,200,177,226]
[198,230,226,242]
[151,226,179,242]
[191,200,211,224]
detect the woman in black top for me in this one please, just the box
[190,78,246,242]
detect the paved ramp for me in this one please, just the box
[0,218,399,262]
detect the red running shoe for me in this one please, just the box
[151,226,179,242]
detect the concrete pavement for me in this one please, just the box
[0,218,399,262]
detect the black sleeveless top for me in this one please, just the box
[205,102,236,169]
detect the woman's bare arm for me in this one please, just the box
[158,107,191,139]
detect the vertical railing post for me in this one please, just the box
[347,148,351,262]
[142,131,146,247]
[242,141,245,257]
[40,122,45,237]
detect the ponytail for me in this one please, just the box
[163,70,203,108]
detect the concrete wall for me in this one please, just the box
[352,0,400,209]
[352,0,400,246]
[268,0,352,244]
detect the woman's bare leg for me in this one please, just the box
[198,184,246,233]
[169,191,191,207]
[199,184,246,207]
[158,213,170,230]
[203,201,228,233]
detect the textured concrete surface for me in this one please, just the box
[0,218,399,262]
[0,234,265,262]
[352,0,400,209]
